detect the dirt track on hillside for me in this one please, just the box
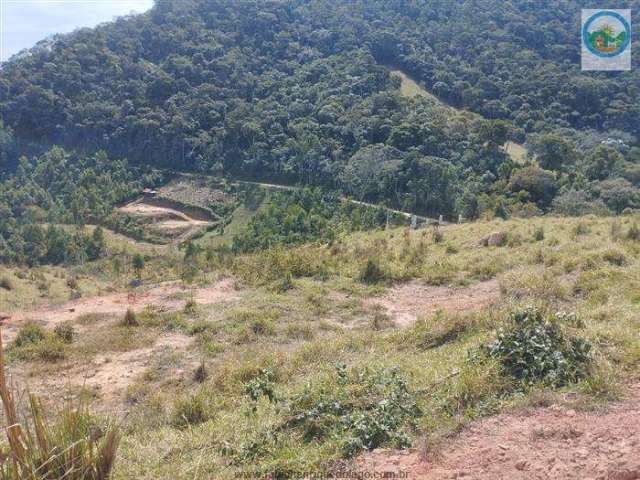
[119,200,213,244]
[358,385,640,479]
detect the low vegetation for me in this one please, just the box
[0,334,119,479]
[1,214,639,478]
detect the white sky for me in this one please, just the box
[0,0,154,61]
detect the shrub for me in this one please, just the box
[122,308,138,327]
[431,227,443,244]
[244,369,277,405]
[172,393,209,428]
[0,276,13,291]
[533,226,545,241]
[358,258,386,284]
[286,365,420,457]
[14,322,46,348]
[482,307,591,387]
[54,322,75,343]
[12,335,67,362]
[0,337,119,480]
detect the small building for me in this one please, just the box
[142,188,158,198]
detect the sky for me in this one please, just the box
[0,0,154,61]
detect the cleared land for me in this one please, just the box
[359,384,640,479]
[2,214,639,478]
[118,199,214,244]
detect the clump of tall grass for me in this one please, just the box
[359,258,387,284]
[171,392,209,428]
[121,308,138,327]
[0,330,120,479]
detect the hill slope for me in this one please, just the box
[1,0,640,215]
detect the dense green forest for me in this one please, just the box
[231,188,400,253]
[0,146,159,264]
[1,0,640,265]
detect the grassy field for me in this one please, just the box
[3,213,639,478]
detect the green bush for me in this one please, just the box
[483,307,591,387]
[286,365,419,457]
[244,369,276,404]
[12,334,66,362]
[14,323,46,348]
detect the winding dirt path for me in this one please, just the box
[358,385,640,479]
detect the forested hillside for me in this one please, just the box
[1,0,640,251]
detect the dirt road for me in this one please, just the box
[358,385,640,479]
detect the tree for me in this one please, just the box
[528,134,578,172]
[583,144,624,181]
[509,167,557,207]
[132,253,145,279]
[595,178,639,214]
[477,120,509,149]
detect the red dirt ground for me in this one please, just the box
[358,385,640,479]
[366,279,500,327]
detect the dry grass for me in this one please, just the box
[5,214,640,478]
[0,330,120,479]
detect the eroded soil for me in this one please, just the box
[358,385,640,479]
[366,279,500,327]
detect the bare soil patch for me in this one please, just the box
[366,279,500,327]
[118,199,214,244]
[3,278,240,341]
[358,385,640,479]
[10,330,196,411]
